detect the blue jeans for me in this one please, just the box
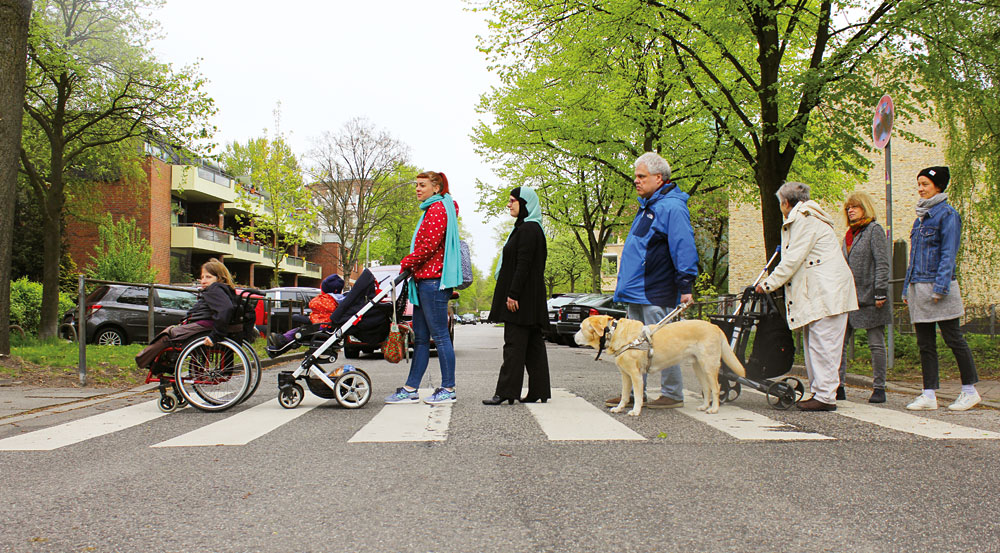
[404,279,456,389]
[628,303,684,401]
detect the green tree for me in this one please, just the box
[222,110,316,288]
[85,215,157,283]
[545,231,590,294]
[473,0,958,261]
[1,0,32,354]
[19,0,215,339]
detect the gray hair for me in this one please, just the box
[775,181,810,207]
[635,152,672,182]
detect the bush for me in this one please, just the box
[9,278,76,336]
[86,215,157,283]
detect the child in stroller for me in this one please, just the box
[265,269,406,360]
[267,273,344,350]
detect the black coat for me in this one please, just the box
[489,221,548,327]
[184,282,237,342]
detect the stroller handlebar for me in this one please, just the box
[393,270,412,285]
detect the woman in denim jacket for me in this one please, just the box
[902,166,980,411]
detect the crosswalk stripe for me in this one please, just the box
[527,388,645,441]
[348,388,451,443]
[679,391,834,441]
[835,401,1000,439]
[152,395,329,447]
[0,400,168,451]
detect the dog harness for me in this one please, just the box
[594,303,692,367]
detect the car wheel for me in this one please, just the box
[95,327,126,346]
[344,347,359,359]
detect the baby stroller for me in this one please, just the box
[709,248,804,409]
[270,268,410,410]
[145,288,265,413]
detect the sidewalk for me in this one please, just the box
[788,365,1000,409]
[0,352,303,425]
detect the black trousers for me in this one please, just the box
[495,322,551,400]
[914,318,978,390]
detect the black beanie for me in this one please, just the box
[917,166,950,192]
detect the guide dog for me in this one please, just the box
[575,315,746,416]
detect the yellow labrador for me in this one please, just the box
[575,315,746,416]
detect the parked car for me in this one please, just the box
[264,286,321,333]
[458,313,478,325]
[342,265,456,358]
[60,284,199,345]
[545,293,583,344]
[553,294,627,347]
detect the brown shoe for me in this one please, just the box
[796,398,836,411]
[646,396,684,409]
[604,395,646,407]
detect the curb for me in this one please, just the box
[787,364,1000,410]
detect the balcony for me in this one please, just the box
[304,261,322,279]
[171,224,234,255]
[171,165,237,203]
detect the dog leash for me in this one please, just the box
[600,302,692,365]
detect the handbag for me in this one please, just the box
[458,239,474,290]
[382,322,405,363]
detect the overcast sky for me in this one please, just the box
[150,0,504,271]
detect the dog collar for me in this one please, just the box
[595,320,618,361]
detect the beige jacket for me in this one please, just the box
[761,200,858,330]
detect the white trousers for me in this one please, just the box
[802,312,848,404]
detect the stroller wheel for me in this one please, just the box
[334,370,371,409]
[278,384,304,409]
[766,379,800,410]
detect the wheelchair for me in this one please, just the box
[145,289,264,413]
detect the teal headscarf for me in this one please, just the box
[408,193,462,306]
[494,186,544,279]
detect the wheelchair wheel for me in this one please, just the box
[334,369,371,409]
[158,391,179,413]
[238,341,263,404]
[278,384,304,409]
[175,338,252,412]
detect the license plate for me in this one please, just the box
[566,313,581,321]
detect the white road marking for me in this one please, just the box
[0,400,167,451]
[527,388,645,441]
[835,401,1000,439]
[678,391,834,441]
[152,395,329,447]
[348,389,451,443]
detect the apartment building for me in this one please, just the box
[64,145,351,288]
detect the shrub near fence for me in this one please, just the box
[9,278,75,336]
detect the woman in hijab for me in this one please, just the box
[484,186,551,405]
[902,166,980,411]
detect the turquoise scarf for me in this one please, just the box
[495,186,544,279]
[408,193,462,306]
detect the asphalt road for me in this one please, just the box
[2,324,999,553]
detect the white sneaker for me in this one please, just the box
[906,395,938,410]
[948,391,981,411]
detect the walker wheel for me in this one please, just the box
[719,379,741,403]
[782,377,805,403]
[158,392,178,413]
[766,380,797,410]
[278,384,304,409]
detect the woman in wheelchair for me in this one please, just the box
[135,258,238,372]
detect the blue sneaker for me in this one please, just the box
[424,387,456,405]
[385,387,419,404]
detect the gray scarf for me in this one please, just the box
[915,192,947,218]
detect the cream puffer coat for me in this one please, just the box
[761,200,858,330]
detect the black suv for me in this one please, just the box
[554,294,627,346]
[61,285,199,345]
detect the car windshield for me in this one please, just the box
[573,294,609,307]
[548,295,579,308]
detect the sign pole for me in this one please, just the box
[884,139,894,368]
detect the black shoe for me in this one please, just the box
[519,396,549,404]
[482,396,515,405]
[836,386,846,400]
[868,388,886,403]
[268,332,289,348]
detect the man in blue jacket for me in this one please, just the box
[607,152,699,409]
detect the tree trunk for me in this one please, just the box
[589,256,602,293]
[0,0,33,353]
[38,188,63,340]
